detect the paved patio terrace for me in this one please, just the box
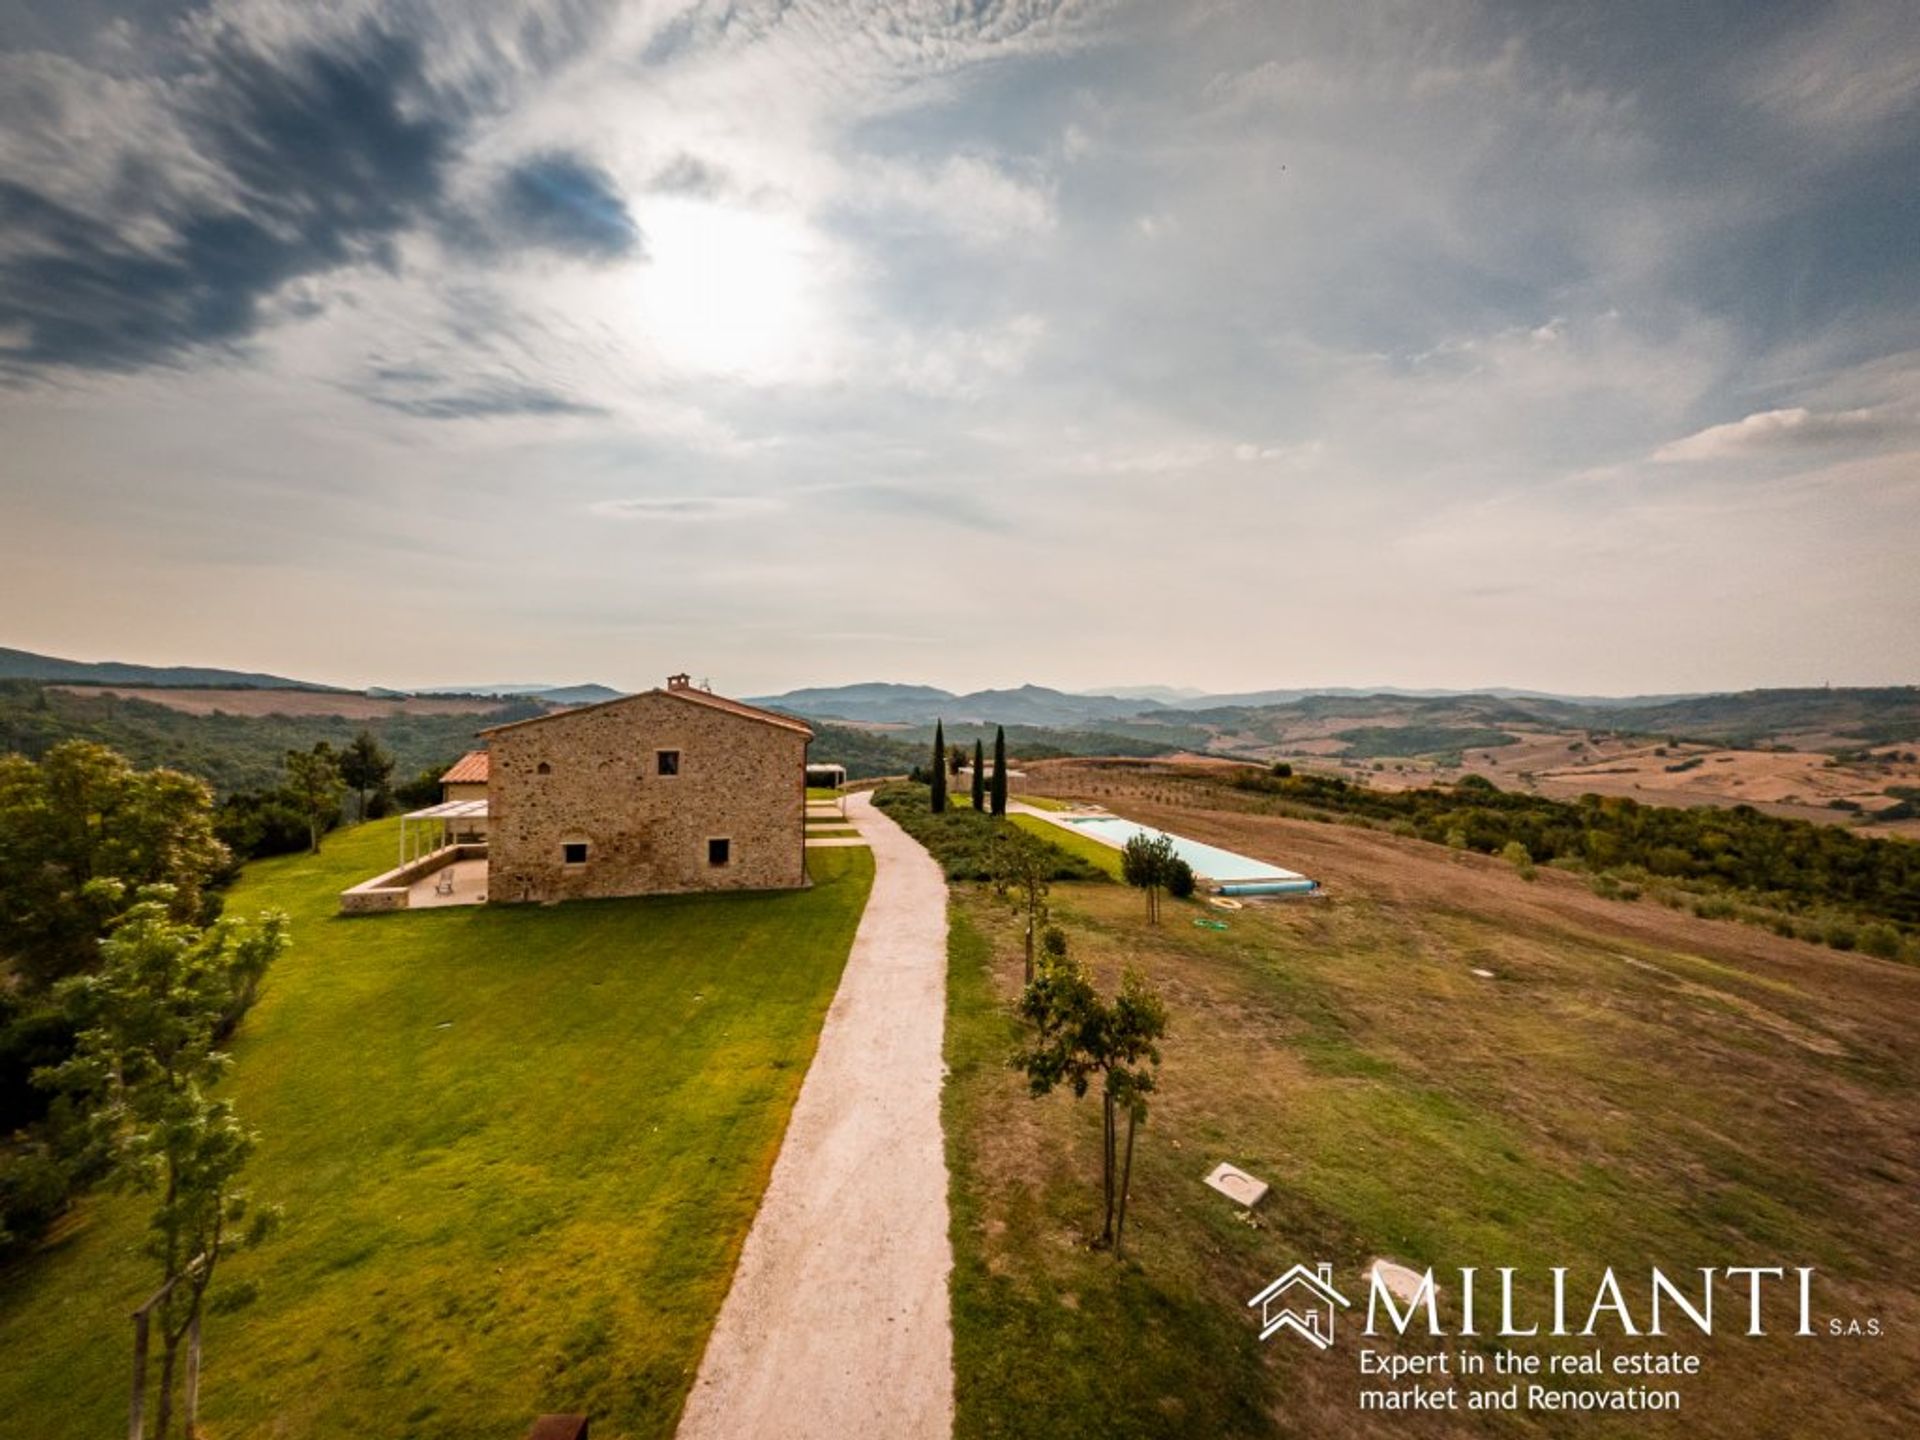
[407,856,489,907]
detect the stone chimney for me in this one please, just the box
[667,673,691,690]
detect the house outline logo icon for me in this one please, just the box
[1248,1262,1352,1348]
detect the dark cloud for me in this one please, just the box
[0,26,455,374]
[496,153,642,260]
[359,376,607,420]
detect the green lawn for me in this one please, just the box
[1008,813,1124,880]
[0,819,872,1439]
[1011,793,1076,812]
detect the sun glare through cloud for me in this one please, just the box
[633,199,825,380]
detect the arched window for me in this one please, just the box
[536,761,552,776]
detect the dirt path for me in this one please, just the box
[675,791,954,1440]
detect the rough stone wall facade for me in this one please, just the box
[442,781,488,802]
[485,690,809,903]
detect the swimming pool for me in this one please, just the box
[1060,815,1315,894]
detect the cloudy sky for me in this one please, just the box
[1,0,1916,696]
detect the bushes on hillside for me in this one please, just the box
[872,784,1103,882]
[1228,768,1920,949]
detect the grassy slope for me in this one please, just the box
[1009,813,1124,880]
[945,792,1920,1438]
[0,819,873,1439]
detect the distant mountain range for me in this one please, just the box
[9,648,1911,749]
[0,646,336,691]
[746,682,1158,727]
[1,649,619,708]
[742,680,1710,727]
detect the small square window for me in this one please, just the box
[562,842,589,865]
[657,749,681,776]
[708,837,731,867]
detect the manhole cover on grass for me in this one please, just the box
[1368,1258,1433,1304]
[1203,1162,1270,1207]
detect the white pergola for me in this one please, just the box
[397,799,488,866]
[806,763,848,816]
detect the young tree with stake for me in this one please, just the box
[1121,831,1176,923]
[1014,935,1167,1255]
[989,827,1053,982]
[41,890,288,1440]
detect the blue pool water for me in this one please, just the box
[1061,816,1313,892]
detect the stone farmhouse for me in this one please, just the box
[340,675,812,912]
[483,674,813,904]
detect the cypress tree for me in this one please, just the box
[971,739,986,810]
[930,720,948,813]
[990,726,1008,816]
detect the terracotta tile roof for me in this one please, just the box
[440,750,490,784]
[476,685,812,738]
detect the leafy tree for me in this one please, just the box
[948,743,967,778]
[1166,856,1196,899]
[971,740,986,811]
[1013,935,1168,1255]
[1501,839,1537,880]
[212,788,313,861]
[930,722,948,814]
[40,891,288,1440]
[1120,831,1177,923]
[989,827,1054,982]
[392,763,451,809]
[990,726,1008,816]
[338,731,394,823]
[282,743,345,854]
[0,742,228,991]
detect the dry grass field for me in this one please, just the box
[1185,728,1920,841]
[1141,693,1920,840]
[47,685,517,719]
[945,763,1920,1438]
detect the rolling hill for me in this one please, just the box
[0,646,333,690]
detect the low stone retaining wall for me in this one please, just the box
[340,844,487,914]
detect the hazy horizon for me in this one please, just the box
[3,2,1917,695]
[5,636,1914,702]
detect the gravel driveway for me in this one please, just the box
[675,790,954,1440]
